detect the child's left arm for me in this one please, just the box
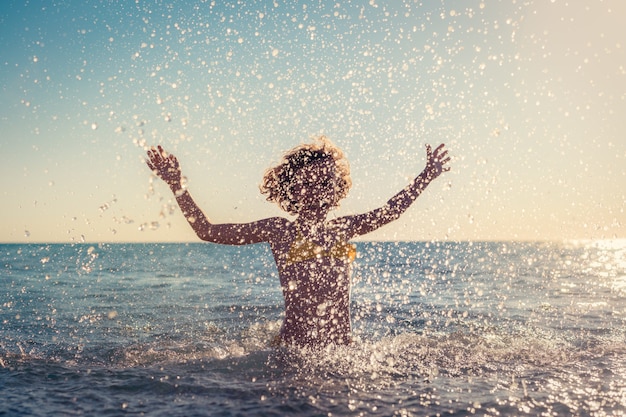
[342,143,450,238]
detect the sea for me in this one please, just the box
[1,241,625,416]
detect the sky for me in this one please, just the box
[1,0,624,243]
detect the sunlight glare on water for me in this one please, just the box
[1,242,625,415]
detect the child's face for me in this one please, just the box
[289,158,338,213]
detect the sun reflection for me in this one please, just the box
[587,239,626,296]
[586,238,626,252]
[561,239,626,299]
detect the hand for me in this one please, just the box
[146,145,183,190]
[424,143,450,180]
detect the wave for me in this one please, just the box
[3,319,623,378]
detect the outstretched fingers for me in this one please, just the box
[431,143,446,157]
[157,145,169,160]
[151,146,165,162]
[424,144,432,162]
[434,145,451,168]
[438,150,451,172]
[146,147,159,171]
[147,146,170,176]
[426,143,446,160]
[147,146,175,166]
[424,143,451,176]
[147,147,159,162]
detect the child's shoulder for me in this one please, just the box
[257,216,293,232]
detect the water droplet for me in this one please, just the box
[91,122,98,130]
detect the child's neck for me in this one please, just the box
[296,209,329,227]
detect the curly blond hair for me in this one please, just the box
[259,136,352,215]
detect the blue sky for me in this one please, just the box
[1,0,624,242]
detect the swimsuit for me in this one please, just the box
[284,232,356,266]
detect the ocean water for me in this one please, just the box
[1,241,625,416]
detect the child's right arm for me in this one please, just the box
[146,146,285,245]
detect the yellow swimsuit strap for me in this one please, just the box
[285,232,356,266]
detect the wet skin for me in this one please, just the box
[146,143,450,347]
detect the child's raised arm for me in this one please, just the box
[341,143,450,238]
[146,146,285,245]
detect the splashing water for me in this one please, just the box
[1,241,624,415]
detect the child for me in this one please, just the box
[146,136,450,347]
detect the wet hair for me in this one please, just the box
[260,136,351,215]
